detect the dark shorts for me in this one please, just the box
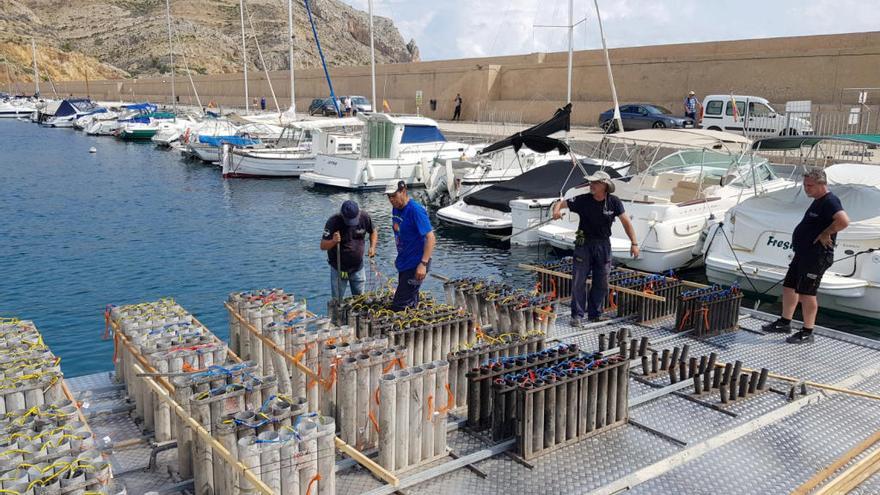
[783,253,834,296]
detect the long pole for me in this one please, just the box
[31,38,39,97]
[3,58,14,94]
[240,0,249,113]
[304,0,341,116]
[287,0,296,116]
[174,29,204,110]
[243,2,280,113]
[165,0,176,114]
[593,0,622,132]
[368,0,377,112]
[566,0,573,105]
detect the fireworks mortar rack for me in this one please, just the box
[441,277,557,334]
[675,284,744,337]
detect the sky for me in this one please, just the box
[343,0,880,61]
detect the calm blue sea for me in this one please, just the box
[0,120,556,377]
[0,120,874,377]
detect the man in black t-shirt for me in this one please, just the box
[552,171,639,326]
[320,200,378,299]
[762,168,849,344]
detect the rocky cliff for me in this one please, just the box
[0,0,419,85]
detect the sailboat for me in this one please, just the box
[221,117,362,178]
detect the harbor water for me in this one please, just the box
[0,119,874,378]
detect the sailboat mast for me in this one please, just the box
[593,0,622,132]
[566,0,573,104]
[165,0,176,114]
[368,0,377,112]
[288,0,296,116]
[240,0,249,113]
[4,58,14,94]
[31,38,40,97]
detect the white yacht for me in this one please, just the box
[426,147,575,206]
[300,113,476,190]
[221,118,363,178]
[42,99,102,128]
[437,156,621,236]
[84,103,155,136]
[0,98,37,118]
[704,137,880,320]
[533,129,794,272]
[425,104,580,205]
[74,110,118,131]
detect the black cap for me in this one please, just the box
[341,200,360,226]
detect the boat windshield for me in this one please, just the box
[646,149,774,186]
[276,126,312,147]
[649,150,737,180]
[725,160,777,188]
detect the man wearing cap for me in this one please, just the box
[552,171,639,327]
[761,168,849,344]
[684,91,699,120]
[385,180,436,311]
[320,200,378,299]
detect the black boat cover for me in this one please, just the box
[479,104,572,155]
[462,159,621,213]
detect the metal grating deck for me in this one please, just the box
[68,305,880,494]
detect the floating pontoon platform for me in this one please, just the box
[69,306,880,494]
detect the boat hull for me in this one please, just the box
[117,129,158,140]
[222,149,315,178]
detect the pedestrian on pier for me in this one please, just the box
[551,171,639,327]
[684,90,699,120]
[320,200,377,300]
[762,168,849,344]
[386,180,436,311]
[453,93,462,121]
[260,96,266,111]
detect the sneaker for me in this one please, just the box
[786,330,814,344]
[587,314,610,323]
[569,318,582,328]
[761,318,792,334]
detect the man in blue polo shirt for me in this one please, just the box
[385,180,436,311]
[761,168,849,344]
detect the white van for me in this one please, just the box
[699,95,812,138]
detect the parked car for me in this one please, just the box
[340,96,372,114]
[699,94,813,138]
[307,98,327,115]
[307,97,342,116]
[598,104,695,132]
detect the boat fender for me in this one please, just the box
[693,218,721,257]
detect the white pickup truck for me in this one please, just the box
[699,94,813,138]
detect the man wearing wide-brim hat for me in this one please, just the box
[552,171,639,327]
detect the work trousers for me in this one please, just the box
[571,240,612,320]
